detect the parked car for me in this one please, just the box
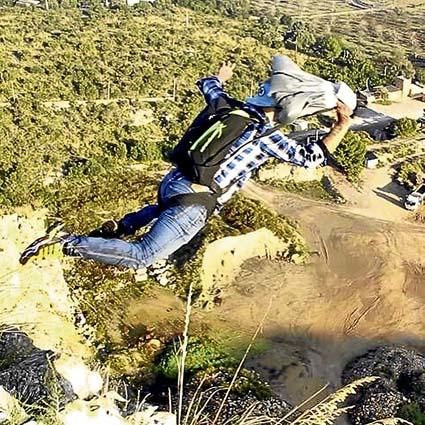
[404,184,425,210]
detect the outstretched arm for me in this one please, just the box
[321,101,352,154]
[196,61,237,111]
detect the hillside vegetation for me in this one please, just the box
[0,3,277,212]
[0,1,309,380]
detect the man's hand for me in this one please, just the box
[335,101,353,123]
[321,101,352,154]
[216,61,236,84]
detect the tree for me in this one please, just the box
[332,131,368,182]
[389,117,419,138]
[244,17,285,48]
[284,21,316,54]
[312,36,344,62]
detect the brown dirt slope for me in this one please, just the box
[211,181,425,407]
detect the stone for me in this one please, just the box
[342,345,425,424]
[146,339,161,352]
[129,408,176,425]
[55,358,103,400]
[0,386,29,424]
[150,411,177,425]
[135,268,149,282]
[0,330,75,406]
[158,275,169,286]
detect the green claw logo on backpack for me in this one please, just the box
[171,108,258,194]
[190,120,227,154]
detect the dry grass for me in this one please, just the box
[250,0,425,57]
[286,377,378,425]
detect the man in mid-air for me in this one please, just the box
[20,55,356,269]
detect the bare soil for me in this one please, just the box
[226,181,425,407]
[123,173,425,417]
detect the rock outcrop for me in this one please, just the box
[342,345,425,424]
[0,329,75,406]
[0,211,90,360]
[0,212,174,424]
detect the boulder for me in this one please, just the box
[0,329,75,406]
[342,345,425,424]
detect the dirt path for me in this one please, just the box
[210,181,425,410]
[329,166,410,223]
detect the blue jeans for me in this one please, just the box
[64,169,208,269]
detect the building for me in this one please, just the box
[358,76,425,104]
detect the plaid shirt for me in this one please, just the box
[196,76,326,204]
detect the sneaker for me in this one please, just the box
[19,221,69,265]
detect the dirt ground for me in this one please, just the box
[370,99,425,120]
[329,166,411,222]
[226,181,425,407]
[123,171,425,419]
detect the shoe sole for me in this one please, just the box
[19,235,50,265]
[19,221,66,266]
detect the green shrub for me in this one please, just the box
[192,367,273,400]
[156,336,239,380]
[399,402,425,424]
[332,130,368,182]
[120,126,164,162]
[312,35,344,61]
[397,157,425,188]
[389,117,419,138]
[243,17,285,48]
[45,167,161,232]
[220,194,304,248]
[265,176,344,203]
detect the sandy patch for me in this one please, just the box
[0,211,90,360]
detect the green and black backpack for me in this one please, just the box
[170,102,261,194]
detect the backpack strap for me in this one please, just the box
[161,192,218,217]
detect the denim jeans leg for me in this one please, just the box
[119,204,161,234]
[64,204,207,269]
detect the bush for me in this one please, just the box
[265,176,345,203]
[312,35,344,62]
[156,336,240,380]
[396,157,425,188]
[389,117,419,138]
[332,130,368,182]
[243,17,285,49]
[399,402,425,424]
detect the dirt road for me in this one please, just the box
[211,181,425,409]
[330,166,411,223]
